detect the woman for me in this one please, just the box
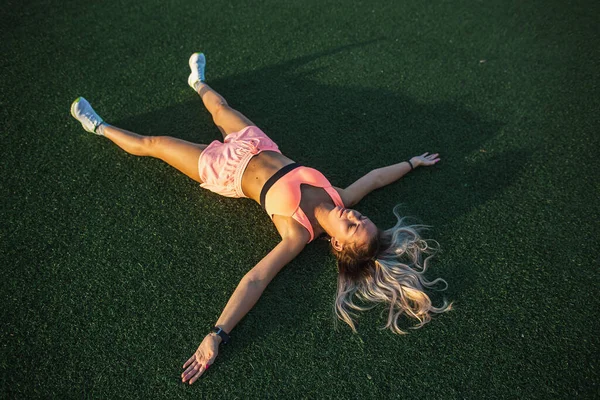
[71,53,452,385]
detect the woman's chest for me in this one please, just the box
[271,185,330,239]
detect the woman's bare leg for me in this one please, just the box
[103,125,207,183]
[195,83,254,138]
[71,97,207,183]
[188,55,253,138]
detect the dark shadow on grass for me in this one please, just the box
[109,43,529,356]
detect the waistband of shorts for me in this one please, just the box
[232,128,281,198]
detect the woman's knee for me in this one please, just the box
[141,135,170,157]
[211,101,230,123]
[211,104,254,136]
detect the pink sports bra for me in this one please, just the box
[260,163,345,243]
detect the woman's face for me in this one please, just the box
[328,206,378,251]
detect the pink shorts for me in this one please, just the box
[198,126,281,198]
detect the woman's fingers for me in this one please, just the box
[182,349,218,384]
[421,153,440,165]
[188,357,216,384]
[183,361,197,376]
[183,354,195,369]
[182,360,201,381]
[416,153,440,166]
[182,364,195,381]
[188,366,207,385]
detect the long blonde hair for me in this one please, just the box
[332,205,453,334]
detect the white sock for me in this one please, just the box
[96,122,109,136]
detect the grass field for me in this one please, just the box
[2,0,599,398]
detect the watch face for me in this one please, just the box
[211,327,229,344]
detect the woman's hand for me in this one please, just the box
[181,333,221,384]
[410,152,440,168]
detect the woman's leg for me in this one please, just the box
[188,54,254,138]
[72,97,207,183]
[195,83,254,139]
[103,125,207,183]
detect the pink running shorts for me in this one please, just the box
[198,126,281,198]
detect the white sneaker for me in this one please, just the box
[70,97,104,134]
[188,52,206,90]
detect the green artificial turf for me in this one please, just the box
[2,0,599,398]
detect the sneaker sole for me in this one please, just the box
[70,97,80,120]
[70,97,95,133]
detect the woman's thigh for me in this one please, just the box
[147,136,207,183]
[213,104,255,139]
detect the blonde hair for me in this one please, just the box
[332,205,453,334]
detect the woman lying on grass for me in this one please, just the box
[71,52,452,385]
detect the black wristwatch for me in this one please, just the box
[210,326,230,345]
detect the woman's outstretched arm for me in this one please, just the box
[181,236,306,384]
[337,152,441,207]
[374,152,440,188]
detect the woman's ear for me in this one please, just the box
[331,237,343,252]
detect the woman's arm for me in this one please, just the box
[181,236,306,384]
[214,237,305,333]
[374,152,440,188]
[337,152,441,207]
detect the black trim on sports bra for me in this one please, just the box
[260,162,301,210]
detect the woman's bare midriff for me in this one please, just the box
[241,151,296,203]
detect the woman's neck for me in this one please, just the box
[313,201,336,237]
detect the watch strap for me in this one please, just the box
[211,326,230,345]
